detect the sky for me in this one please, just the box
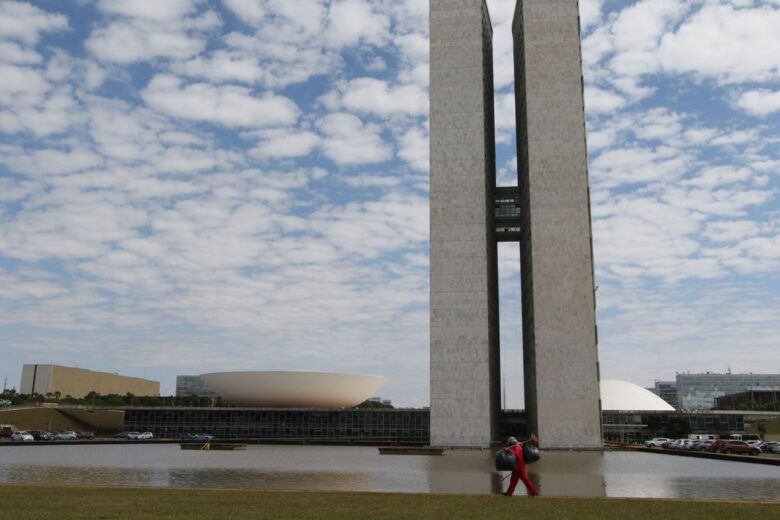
[0,0,778,407]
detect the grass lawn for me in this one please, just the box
[0,485,776,519]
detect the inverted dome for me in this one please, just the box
[600,379,675,411]
[199,371,388,408]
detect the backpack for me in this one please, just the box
[495,450,517,471]
[523,441,541,464]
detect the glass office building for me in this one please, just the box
[676,373,780,411]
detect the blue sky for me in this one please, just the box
[0,0,778,407]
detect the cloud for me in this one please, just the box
[142,74,300,128]
[657,2,780,84]
[0,146,103,176]
[251,130,321,160]
[97,0,201,22]
[585,86,627,113]
[736,89,780,117]
[0,1,68,44]
[318,113,392,165]
[335,77,428,117]
[325,0,390,49]
[223,0,326,39]
[397,125,429,172]
[86,1,219,63]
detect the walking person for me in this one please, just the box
[500,435,539,497]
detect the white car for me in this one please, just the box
[128,432,154,440]
[644,438,670,448]
[669,439,694,450]
[54,431,77,440]
[11,431,34,442]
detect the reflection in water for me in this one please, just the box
[426,450,499,495]
[524,451,606,498]
[0,445,778,500]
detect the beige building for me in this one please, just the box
[20,364,159,398]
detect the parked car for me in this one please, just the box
[128,432,153,440]
[708,439,727,452]
[0,399,12,407]
[114,431,134,439]
[186,433,214,442]
[771,444,780,454]
[76,431,95,440]
[28,430,54,441]
[719,440,761,456]
[54,431,78,440]
[758,441,777,452]
[11,431,34,442]
[644,438,670,448]
[694,440,713,451]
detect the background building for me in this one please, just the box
[20,364,159,398]
[676,372,780,411]
[714,389,780,411]
[650,380,679,409]
[175,375,215,398]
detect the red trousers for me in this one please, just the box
[506,464,538,496]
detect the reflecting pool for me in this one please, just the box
[0,445,778,500]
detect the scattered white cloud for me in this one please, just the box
[336,78,428,117]
[325,0,390,49]
[251,130,321,160]
[142,74,300,128]
[0,1,68,44]
[86,1,219,63]
[318,113,392,165]
[736,89,780,116]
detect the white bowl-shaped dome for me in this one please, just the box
[600,379,675,411]
[199,371,389,408]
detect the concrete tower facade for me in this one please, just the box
[429,0,602,448]
[429,0,501,447]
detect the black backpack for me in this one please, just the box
[523,441,541,464]
[495,450,517,471]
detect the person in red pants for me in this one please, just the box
[501,435,539,497]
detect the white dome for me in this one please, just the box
[199,371,388,408]
[600,379,675,411]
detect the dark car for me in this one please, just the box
[76,431,95,439]
[28,430,54,441]
[719,440,760,456]
[114,431,133,439]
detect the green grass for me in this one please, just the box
[0,485,776,520]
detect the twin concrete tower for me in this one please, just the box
[429,0,602,448]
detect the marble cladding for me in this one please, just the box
[429,0,499,447]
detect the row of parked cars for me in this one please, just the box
[114,431,155,440]
[10,430,95,442]
[645,437,780,455]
